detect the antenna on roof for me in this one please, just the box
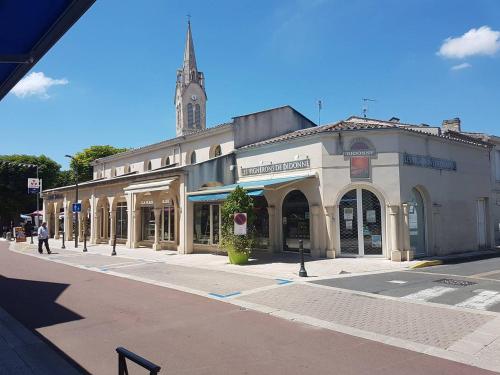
[317,100,323,125]
[362,98,376,118]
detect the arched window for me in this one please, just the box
[164,156,170,166]
[190,151,196,164]
[213,145,222,158]
[195,104,201,128]
[187,103,194,128]
[124,164,130,174]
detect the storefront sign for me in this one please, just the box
[345,139,376,180]
[241,159,310,177]
[47,193,64,201]
[403,153,456,171]
[343,150,376,157]
[234,213,247,235]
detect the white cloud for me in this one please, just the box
[438,26,500,59]
[11,72,68,99]
[451,62,472,71]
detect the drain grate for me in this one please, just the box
[434,278,477,287]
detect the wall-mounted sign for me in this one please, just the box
[241,159,310,177]
[344,139,376,180]
[366,210,376,223]
[343,207,354,220]
[402,153,456,171]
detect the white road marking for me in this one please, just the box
[388,280,407,284]
[401,286,455,301]
[456,290,500,310]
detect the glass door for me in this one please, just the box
[282,190,310,252]
[339,188,383,256]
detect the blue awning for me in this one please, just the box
[0,0,96,101]
[189,189,264,202]
[187,174,313,202]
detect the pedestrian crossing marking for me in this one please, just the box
[401,286,455,301]
[456,290,500,310]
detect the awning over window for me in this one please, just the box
[187,175,313,202]
[188,189,264,202]
[124,178,177,194]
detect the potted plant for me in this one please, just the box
[221,186,255,265]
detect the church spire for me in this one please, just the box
[183,19,197,77]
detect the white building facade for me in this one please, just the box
[42,23,499,261]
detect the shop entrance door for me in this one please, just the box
[339,188,383,256]
[282,190,310,253]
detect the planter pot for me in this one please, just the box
[227,248,250,265]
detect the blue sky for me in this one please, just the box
[1,0,499,169]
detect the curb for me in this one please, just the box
[410,260,443,269]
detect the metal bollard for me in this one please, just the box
[298,239,308,277]
[83,221,87,252]
[61,231,66,249]
[30,232,33,244]
[111,234,117,256]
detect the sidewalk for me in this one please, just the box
[8,239,500,373]
[0,306,81,374]
[16,238,417,280]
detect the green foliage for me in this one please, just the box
[220,186,255,254]
[0,154,61,227]
[71,145,128,182]
[55,169,75,187]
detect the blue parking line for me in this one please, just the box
[276,279,293,285]
[208,291,241,298]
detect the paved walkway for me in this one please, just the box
[7,239,500,373]
[0,305,81,374]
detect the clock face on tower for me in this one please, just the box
[191,95,197,101]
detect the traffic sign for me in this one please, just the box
[72,203,82,212]
[234,212,247,235]
[27,178,40,194]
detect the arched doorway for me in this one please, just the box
[409,188,426,256]
[282,190,310,252]
[339,188,383,256]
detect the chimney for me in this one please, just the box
[442,117,461,133]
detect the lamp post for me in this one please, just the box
[65,155,79,248]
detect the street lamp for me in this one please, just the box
[65,155,79,248]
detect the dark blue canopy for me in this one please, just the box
[0,0,95,100]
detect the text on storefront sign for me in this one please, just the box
[241,159,310,176]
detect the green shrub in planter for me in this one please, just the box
[221,186,256,265]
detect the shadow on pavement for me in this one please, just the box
[0,275,83,329]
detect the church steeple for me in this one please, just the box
[175,20,207,136]
[183,20,197,75]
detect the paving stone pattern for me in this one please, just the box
[118,262,275,295]
[239,284,494,349]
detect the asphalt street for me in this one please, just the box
[0,241,496,374]
[313,257,500,312]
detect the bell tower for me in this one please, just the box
[175,20,207,136]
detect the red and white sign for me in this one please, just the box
[234,213,247,235]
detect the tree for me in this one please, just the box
[0,155,61,229]
[70,145,128,182]
[220,186,256,264]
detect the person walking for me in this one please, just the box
[37,222,51,254]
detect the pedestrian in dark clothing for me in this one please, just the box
[37,222,51,254]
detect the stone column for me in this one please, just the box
[109,208,116,245]
[133,208,141,248]
[153,207,162,250]
[90,197,99,245]
[311,205,320,258]
[64,199,72,241]
[325,205,336,258]
[54,202,60,239]
[388,205,401,261]
[401,203,413,261]
[42,199,49,226]
[266,206,276,253]
[125,193,134,248]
